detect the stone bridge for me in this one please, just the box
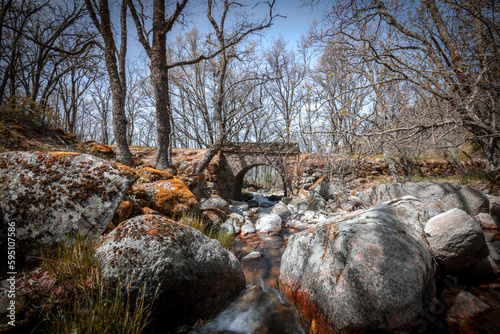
[218,142,300,199]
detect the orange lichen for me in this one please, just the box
[279,284,332,334]
[91,144,114,155]
[152,178,200,217]
[118,164,137,176]
[139,167,173,182]
[47,151,81,157]
[113,200,134,224]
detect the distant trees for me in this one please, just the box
[304,0,500,171]
[0,0,96,104]
[192,0,278,174]
[3,0,495,174]
[264,36,308,144]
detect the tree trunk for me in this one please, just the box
[383,146,401,182]
[193,138,223,175]
[86,0,133,166]
[151,4,172,170]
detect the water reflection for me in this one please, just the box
[193,228,306,334]
[193,278,305,334]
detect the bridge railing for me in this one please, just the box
[220,142,300,154]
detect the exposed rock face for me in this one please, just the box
[280,198,435,334]
[200,196,230,214]
[0,151,137,270]
[444,291,490,334]
[270,202,291,221]
[424,208,489,271]
[97,214,246,332]
[359,181,489,215]
[255,214,282,234]
[151,178,200,217]
[310,176,347,202]
[81,140,115,157]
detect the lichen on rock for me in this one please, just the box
[0,151,137,271]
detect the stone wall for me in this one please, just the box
[171,149,487,198]
[295,155,486,192]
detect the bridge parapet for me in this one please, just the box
[221,142,300,154]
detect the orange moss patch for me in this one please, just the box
[118,164,137,175]
[152,178,200,218]
[81,140,97,146]
[139,167,174,182]
[142,207,161,215]
[113,200,133,224]
[47,151,81,157]
[92,144,114,155]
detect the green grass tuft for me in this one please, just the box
[179,213,235,250]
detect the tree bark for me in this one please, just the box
[193,138,223,175]
[85,0,133,166]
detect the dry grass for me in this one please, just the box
[37,232,154,334]
[179,213,235,250]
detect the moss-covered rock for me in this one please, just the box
[97,214,245,332]
[151,178,200,218]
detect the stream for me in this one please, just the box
[190,194,500,334]
[193,194,307,334]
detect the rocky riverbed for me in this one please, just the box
[1,152,499,334]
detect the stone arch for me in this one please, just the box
[231,163,290,200]
[216,142,300,199]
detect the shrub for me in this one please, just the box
[0,95,59,126]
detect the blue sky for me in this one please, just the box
[126,0,329,60]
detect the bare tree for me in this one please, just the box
[85,0,133,166]
[192,0,278,174]
[1,0,97,105]
[305,0,500,171]
[128,0,278,170]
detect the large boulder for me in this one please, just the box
[359,181,489,215]
[280,198,435,333]
[424,208,489,271]
[151,178,200,217]
[97,214,246,332]
[200,196,230,214]
[310,176,347,202]
[0,151,137,271]
[255,214,282,234]
[270,202,291,221]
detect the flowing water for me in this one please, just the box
[193,197,307,334]
[191,199,500,334]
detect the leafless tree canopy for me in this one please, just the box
[1,0,498,171]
